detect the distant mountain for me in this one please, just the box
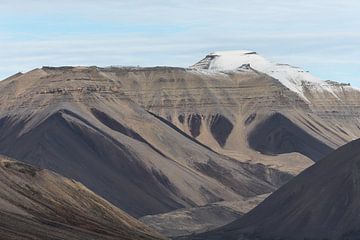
[0,50,359,221]
[0,155,164,240]
[191,139,360,240]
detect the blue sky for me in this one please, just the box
[0,0,359,87]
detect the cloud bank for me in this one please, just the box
[0,0,359,86]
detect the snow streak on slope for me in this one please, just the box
[191,50,349,101]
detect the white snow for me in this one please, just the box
[191,50,352,101]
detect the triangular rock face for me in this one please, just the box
[0,155,164,240]
[194,139,360,240]
[247,112,333,161]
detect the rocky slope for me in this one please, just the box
[140,194,269,238]
[191,139,360,240]
[0,50,359,221]
[0,155,164,240]
[105,51,360,170]
[0,65,292,218]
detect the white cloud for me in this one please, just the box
[0,0,359,87]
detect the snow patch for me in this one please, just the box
[192,50,355,101]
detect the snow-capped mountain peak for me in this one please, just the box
[191,50,353,101]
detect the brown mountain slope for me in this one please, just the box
[1,51,359,237]
[0,67,291,217]
[0,52,359,220]
[98,65,360,170]
[0,63,359,220]
[0,155,164,240]
[191,139,360,240]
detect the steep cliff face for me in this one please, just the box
[0,155,164,240]
[0,51,359,219]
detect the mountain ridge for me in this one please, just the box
[0,51,359,221]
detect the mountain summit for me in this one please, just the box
[192,50,352,101]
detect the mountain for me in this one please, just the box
[191,139,360,240]
[0,65,291,218]
[0,155,164,240]
[0,50,359,220]
[191,51,360,162]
